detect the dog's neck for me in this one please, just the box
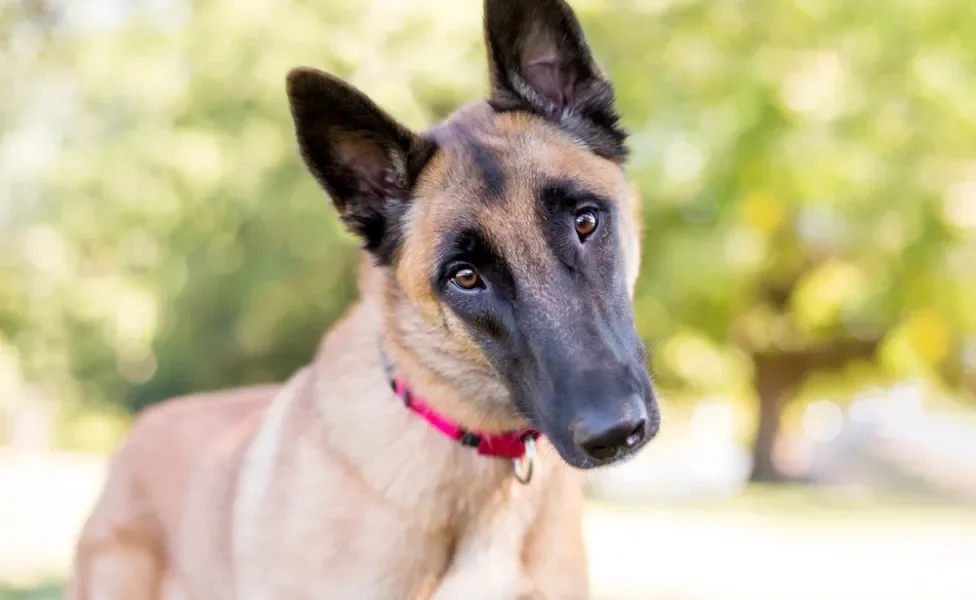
[309,275,535,508]
[352,252,529,434]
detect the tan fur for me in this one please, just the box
[70,17,645,600]
[392,108,641,433]
[68,288,598,599]
[69,117,643,600]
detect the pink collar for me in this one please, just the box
[392,377,540,460]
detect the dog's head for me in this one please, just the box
[286,0,659,469]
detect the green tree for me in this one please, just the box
[2,0,974,473]
[585,0,976,479]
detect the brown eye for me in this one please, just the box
[452,267,483,290]
[574,209,599,239]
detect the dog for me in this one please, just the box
[67,0,660,597]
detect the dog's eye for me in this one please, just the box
[451,266,484,290]
[574,209,599,240]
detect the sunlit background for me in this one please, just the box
[2,0,976,598]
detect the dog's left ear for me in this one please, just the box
[484,0,626,161]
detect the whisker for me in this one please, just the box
[541,444,559,463]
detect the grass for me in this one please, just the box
[590,482,976,523]
[0,581,63,600]
[2,452,975,599]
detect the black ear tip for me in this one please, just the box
[484,0,571,16]
[285,66,349,102]
[286,67,322,97]
[484,0,533,22]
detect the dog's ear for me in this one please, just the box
[286,67,437,263]
[483,0,626,160]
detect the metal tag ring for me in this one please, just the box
[512,436,536,484]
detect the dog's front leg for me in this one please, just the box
[518,466,590,600]
[427,502,525,600]
[429,464,589,600]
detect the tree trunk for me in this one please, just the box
[749,354,795,482]
[747,339,880,483]
[750,378,784,482]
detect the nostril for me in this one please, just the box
[580,440,619,461]
[624,420,646,448]
[574,418,648,462]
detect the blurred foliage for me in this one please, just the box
[2,0,975,449]
[0,582,62,600]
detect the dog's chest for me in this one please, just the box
[229,368,543,600]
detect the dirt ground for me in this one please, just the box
[2,452,975,599]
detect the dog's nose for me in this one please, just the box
[570,397,649,462]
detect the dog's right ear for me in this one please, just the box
[286,67,437,263]
[483,0,626,161]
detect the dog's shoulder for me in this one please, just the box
[115,385,280,520]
